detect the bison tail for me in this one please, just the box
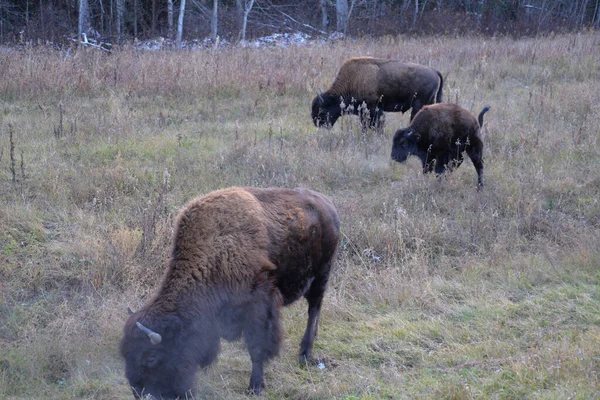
[436,71,444,103]
[478,105,491,126]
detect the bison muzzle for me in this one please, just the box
[391,103,491,189]
[120,187,340,398]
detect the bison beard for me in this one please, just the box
[120,187,340,398]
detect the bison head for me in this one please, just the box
[120,313,203,399]
[311,93,342,128]
[391,128,420,163]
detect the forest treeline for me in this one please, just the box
[1,0,599,45]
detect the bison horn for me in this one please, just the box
[317,89,324,102]
[136,321,162,345]
[127,307,135,316]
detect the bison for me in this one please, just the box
[390,103,491,189]
[120,187,340,398]
[311,57,444,130]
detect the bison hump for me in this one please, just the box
[330,61,380,99]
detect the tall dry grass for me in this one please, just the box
[1,33,599,399]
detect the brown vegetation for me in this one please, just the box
[0,33,599,399]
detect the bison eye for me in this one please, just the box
[145,355,158,368]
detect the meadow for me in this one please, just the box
[0,33,599,399]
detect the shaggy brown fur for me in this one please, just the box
[312,57,444,129]
[120,187,340,398]
[391,103,491,188]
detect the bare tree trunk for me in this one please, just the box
[240,0,254,41]
[580,0,589,26]
[321,0,328,32]
[109,0,113,38]
[336,0,348,32]
[167,0,174,39]
[413,0,418,26]
[78,0,88,42]
[347,0,357,34]
[236,0,243,33]
[116,0,123,42]
[211,0,218,41]
[176,0,186,47]
[151,0,156,36]
[40,0,45,34]
[98,0,104,33]
[133,0,138,39]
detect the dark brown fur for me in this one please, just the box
[391,103,491,188]
[120,187,340,398]
[312,57,444,129]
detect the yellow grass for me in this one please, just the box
[1,33,599,399]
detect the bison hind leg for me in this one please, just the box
[466,137,484,189]
[299,262,332,363]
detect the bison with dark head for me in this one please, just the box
[311,57,444,130]
[391,103,491,189]
[120,187,340,398]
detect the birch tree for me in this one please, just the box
[78,0,88,42]
[321,0,329,32]
[116,0,123,42]
[211,0,218,41]
[176,0,186,47]
[167,0,174,39]
[336,0,348,32]
[240,0,254,41]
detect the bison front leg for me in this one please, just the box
[244,295,283,395]
[434,156,447,175]
[368,109,385,133]
[299,264,331,362]
[358,106,384,133]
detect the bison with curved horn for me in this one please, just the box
[311,57,444,130]
[391,103,491,189]
[120,187,340,398]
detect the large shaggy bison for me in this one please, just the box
[391,103,491,188]
[311,57,444,129]
[120,187,340,398]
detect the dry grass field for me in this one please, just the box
[1,33,599,399]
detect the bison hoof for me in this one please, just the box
[247,380,265,396]
[298,354,312,364]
